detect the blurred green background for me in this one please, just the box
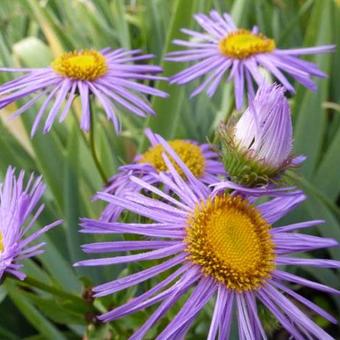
[0,0,339,339]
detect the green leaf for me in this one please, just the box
[111,0,130,49]
[64,122,83,264]
[314,124,340,200]
[24,294,86,325]
[0,120,35,174]
[146,0,211,140]
[0,326,20,340]
[38,235,81,293]
[4,281,67,340]
[294,0,334,179]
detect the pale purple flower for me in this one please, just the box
[219,84,302,187]
[233,84,293,168]
[100,128,225,221]
[166,10,335,109]
[0,48,167,136]
[76,133,339,339]
[0,167,62,281]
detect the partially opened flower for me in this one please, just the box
[219,84,301,186]
[166,10,335,109]
[100,128,225,221]
[0,167,62,281]
[0,49,167,136]
[76,135,339,339]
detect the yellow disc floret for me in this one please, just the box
[0,231,4,253]
[52,50,108,81]
[219,29,276,59]
[140,140,206,178]
[185,194,275,291]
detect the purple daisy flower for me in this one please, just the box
[0,48,167,136]
[219,83,304,186]
[0,167,62,281]
[76,134,339,339]
[166,10,335,109]
[99,128,225,221]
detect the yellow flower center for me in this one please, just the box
[51,50,108,80]
[185,194,275,291]
[140,140,206,178]
[219,29,276,59]
[0,231,4,253]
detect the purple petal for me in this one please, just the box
[273,270,340,295]
[74,243,185,267]
[93,253,187,297]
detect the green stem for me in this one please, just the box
[72,103,108,184]
[89,108,108,184]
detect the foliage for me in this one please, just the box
[0,0,339,338]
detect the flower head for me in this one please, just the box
[76,134,339,339]
[166,10,335,109]
[100,128,225,221]
[0,48,167,136]
[51,50,108,81]
[220,84,299,186]
[0,167,62,281]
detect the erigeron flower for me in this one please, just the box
[219,83,302,186]
[100,128,225,221]
[166,10,335,109]
[0,167,62,281]
[75,136,339,339]
[0,49,167,135]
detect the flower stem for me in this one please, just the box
[72,98,108,184]
[88,105,108,184]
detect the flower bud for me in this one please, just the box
[220,84,300,186]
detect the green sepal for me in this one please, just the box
[219,125,291,187]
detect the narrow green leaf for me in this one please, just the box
[0,326,20,340]
[111,0,131,49]
[294,0,334,178]
[64,123,83,264]
[39,234,81,293]
[0,120,35,174]
[146,0,206,140]
[314,125,340,200]
[4,281,67,340]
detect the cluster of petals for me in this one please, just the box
[77,135,340,340]
[0,48,167,135]
[166,10,335,109]
[0,8,337,340]
[100,128,225,221]
[0,167,61,280]
[233,84,294,168]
